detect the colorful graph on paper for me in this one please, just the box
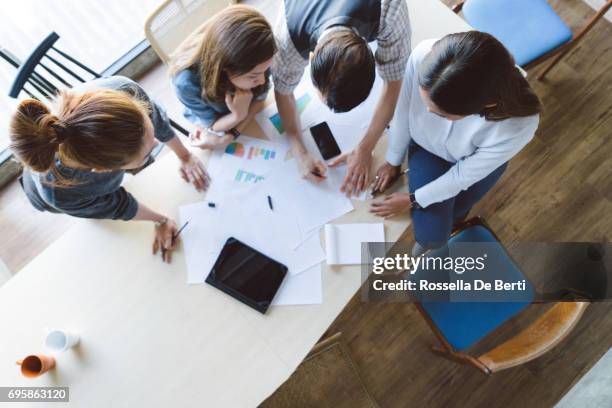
[225,142,278,161]
[269,93,312,134]
[234,169,265,184]
[225,142,245,157]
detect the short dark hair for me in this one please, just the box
[419,31,541,121]
[311,31,375,113]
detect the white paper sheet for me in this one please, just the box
[299,144,368,202]
[271,263,322,306]
[179,202,227,284]
[179,184,325,284]
[259,159,354,236]
[205,135,289,203]
[324,223,385,265]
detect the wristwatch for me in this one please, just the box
[409,193,423,210]
[154,217,168,228]
[228,127,241,140]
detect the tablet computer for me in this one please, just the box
[205,237,288,314]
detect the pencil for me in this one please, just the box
[173,220,190,242]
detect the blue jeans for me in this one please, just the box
[408,143,507,249]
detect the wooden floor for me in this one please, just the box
[317,1,612,407]
[0,0,610,406]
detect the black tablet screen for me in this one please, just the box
[206,237,288,314]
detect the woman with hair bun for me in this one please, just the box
[10,76,210,263]
[369,31,541,254]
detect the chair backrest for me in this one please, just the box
[144,0,232,65]
[4,32,100,102]
[478,301,589,372]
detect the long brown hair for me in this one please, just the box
[169,5,276,103]
[10,90,150,184]
[419,31,541,121]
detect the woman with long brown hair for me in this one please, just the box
[369,31,541,254]
[10,76,210,263]
[170,5,276,150]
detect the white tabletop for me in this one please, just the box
[0,2,470,407]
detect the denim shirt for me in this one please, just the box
[22,76,175,221]
[173,67,229,127]
[173,66,270,128]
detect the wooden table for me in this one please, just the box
[0,2,470,406]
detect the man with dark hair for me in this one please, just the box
[272,0,411,196]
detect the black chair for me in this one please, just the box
[1,31,189,136]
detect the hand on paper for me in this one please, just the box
[153,219,179,263]
[329,146,372,197]
[189,128,234,151]
[179,152,211,192]
[370,193,411,218]
[296,149,327,182]
[371,162,402,195]
[226,89,253,121]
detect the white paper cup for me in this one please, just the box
[45,329,80,353]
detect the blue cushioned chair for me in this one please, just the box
[453,0,612,80]
[413,218,588,374]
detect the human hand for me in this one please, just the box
[369,193,411,218]
[225,88,253,121]
[370,162,402,196]
[152,218,179,263]
[189,127,234,151]
[294,148,327,183]
[179,152,210,192]
[329,146,372,197]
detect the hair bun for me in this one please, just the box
[17,100,67,145]
[10,99,65,172]
[39,114,67,145]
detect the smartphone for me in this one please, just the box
[310,122,342,160]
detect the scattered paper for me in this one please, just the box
[324,223,385,265]
[179,202,227,284]
[260,159,354,236]
[272,263,322,306]
[179,184,325,284]
[205,135,289,203]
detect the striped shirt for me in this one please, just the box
[272,0,412,94]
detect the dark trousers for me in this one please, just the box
[408,143,507,249]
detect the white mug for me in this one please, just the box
[45,329,80,353]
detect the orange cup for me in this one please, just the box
[16,354,56,378]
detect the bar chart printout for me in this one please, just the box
[235,169,265,184]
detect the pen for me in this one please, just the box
[311,170,326,179]
[267,195,274,210]
[173,220,190,243]
[162,221,190,260]
[370,168,409,197]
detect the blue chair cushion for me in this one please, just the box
[418,224,534,351]
[463,0,573,66]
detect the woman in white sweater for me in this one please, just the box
[370,31,541,253]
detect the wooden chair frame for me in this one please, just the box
[144,0,236,64]
[2,32,189,136]
[452,0,612,80]
[414,217,589,375]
